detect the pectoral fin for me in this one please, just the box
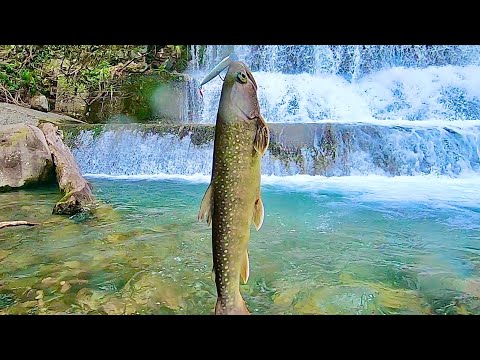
[241,250,250,284]
[252,196,265,231]
[198,183,214,226]
[254,115,270,156]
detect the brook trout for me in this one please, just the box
[198,54,270,315]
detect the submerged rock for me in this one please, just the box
[0,124,54,191]
[122,272,187,313]
[0,249,12,261]
[292,285,380,315]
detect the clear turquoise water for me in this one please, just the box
[1,177,480,315]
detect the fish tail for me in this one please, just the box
[214,297,250,315]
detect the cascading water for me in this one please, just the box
[72,121,480,177]
[187,45,480,123]
[73,45,480,179]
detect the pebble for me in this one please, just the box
[60,282,71,293]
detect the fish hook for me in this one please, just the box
[198,72,224,98]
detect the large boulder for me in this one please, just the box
[0,124,54,191]
[38,122,95,215]
[0,102,84,127]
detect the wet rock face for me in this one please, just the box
[0,124,54,191]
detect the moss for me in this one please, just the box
[117,75,159,121]
[312,124,339,175]
[184,125,215,146]
[60,124,217,149]
[8,128,29,146]
[373,153,399,176]
[268,141,285,157]
[268,140,305,171]
[135,124,215,146]
[195,45,208,66]
[321,124,337,158]
[91,125,104,138]
[143,124,215,146]
[86,72,190,124]
[339,130,354,174]
[357,126,400,175]
[58,190,75,203]
[60,124,107,149]
[143,124,181,137]
[60,125,84,147]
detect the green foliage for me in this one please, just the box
[0,45,62,101]
[196,45,207,66]
[0,58,42,97]
[0,45,191,109]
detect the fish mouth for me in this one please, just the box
[200,53,239,86]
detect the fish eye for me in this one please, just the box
[236,72,247,84]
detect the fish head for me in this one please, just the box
[220,61,260,123]
[199,53,260,124]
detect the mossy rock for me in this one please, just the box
[60,123,216,148]
[86,72,190,124]
[0,124,56,191]
[268,140,306,171]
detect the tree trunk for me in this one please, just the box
[38,122,95,215]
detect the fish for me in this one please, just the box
[198,54,270,315]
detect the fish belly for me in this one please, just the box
[211,121,260,313]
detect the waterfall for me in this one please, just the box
[73,45,480,178]
[184,45,480,123]
[72,121,480,177]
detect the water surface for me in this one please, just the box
[1,176,479,315]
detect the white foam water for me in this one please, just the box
[72,123,480,177]
[84,173,480,208]
[191,65,480,124]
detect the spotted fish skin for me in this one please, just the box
[198,61,269,315]
[211,121,261,314]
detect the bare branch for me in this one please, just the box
[0,221,40,229]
